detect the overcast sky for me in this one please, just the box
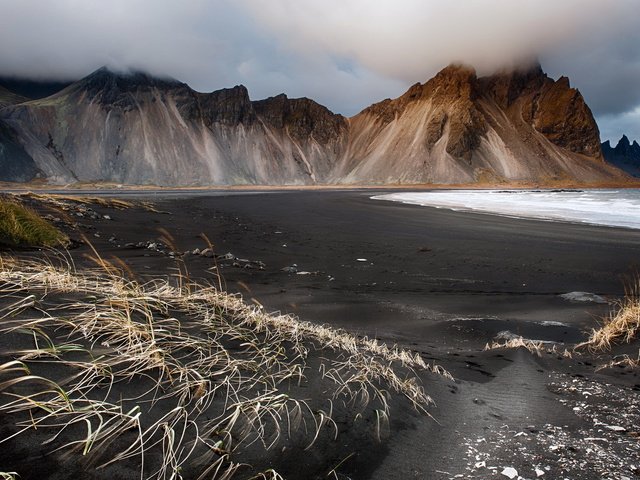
[0,0,638,142]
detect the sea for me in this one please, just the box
[372,189,640,230]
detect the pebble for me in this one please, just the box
[501,467,518,479]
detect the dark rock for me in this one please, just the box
[602,135,640,177]
[253,93,347,145]
[0,119,42,182]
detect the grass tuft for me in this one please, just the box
[0,199,69,248]
[578,280,640,353]
[484,337,545,356]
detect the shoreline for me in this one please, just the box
[3,178,640,193]
[372,189,640,231]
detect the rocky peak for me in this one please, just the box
[423,63,478,99]
[612,135,640,157]
[198,85,255,126]
[253,94,347,144]
[481,62,547,108]
[73,67,188,106]
[617,134,631,149]
[83,66,184,90]
[602,134,640,177]
[359,64,479,126]
[525,73,601,158]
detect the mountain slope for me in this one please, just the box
[1,68,348,185]
[0,85,43,181]
[0,77,72,101]
[0,85,30,108]
[333,64,622,184]
[602,135,640,177]
[0,64,627,186]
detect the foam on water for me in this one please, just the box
[372,189,640,230]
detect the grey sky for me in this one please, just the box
[0,0,638,142]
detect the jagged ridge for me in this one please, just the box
[602,135,640,177]
[0,64,628,185]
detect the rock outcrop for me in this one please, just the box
[0,64,627,185]
[602,135,640,177]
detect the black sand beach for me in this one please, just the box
[134,189,638,346]
[2,189,640,479]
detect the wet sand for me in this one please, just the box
[3,189,640,479]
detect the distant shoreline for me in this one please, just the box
[2,179,640,194]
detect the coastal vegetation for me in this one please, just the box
[0,253,445,479]
[578,281,640,368]
[0,197,68,248]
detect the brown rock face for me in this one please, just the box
[357,64,486,162]
[336,62,618,184]
[530,77,602,157]
[424,65,486,160]
[481,65,602,158]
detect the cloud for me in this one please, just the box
[598,108,640,144]
[0,0,638,138]
[236,0,640,137]
[238,1,617,78]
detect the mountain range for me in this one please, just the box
[601,135,640,177]
[0,63,628,185]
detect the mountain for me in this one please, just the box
[334,63,615,183]
[0,85,43,181]
[602,135,640,177]
[0,68,347,185]
[0,64,627,185]
[0,85,30,108]
[0,77,72,101]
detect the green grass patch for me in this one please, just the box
[0,199,69,248]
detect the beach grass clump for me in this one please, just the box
[16,191,157,212]
[484,336,545,356]
[0,198,69,248]
[0,253,446,479]
[579,281,640,352]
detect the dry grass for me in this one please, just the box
[484,280,640,367]
[484,335,578,359]
[0,253,446,479]
[14,191,160,212]
[595,354,640,371]
[578,281,640,353]
[0,199,69,248]
[484,337,545,356]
